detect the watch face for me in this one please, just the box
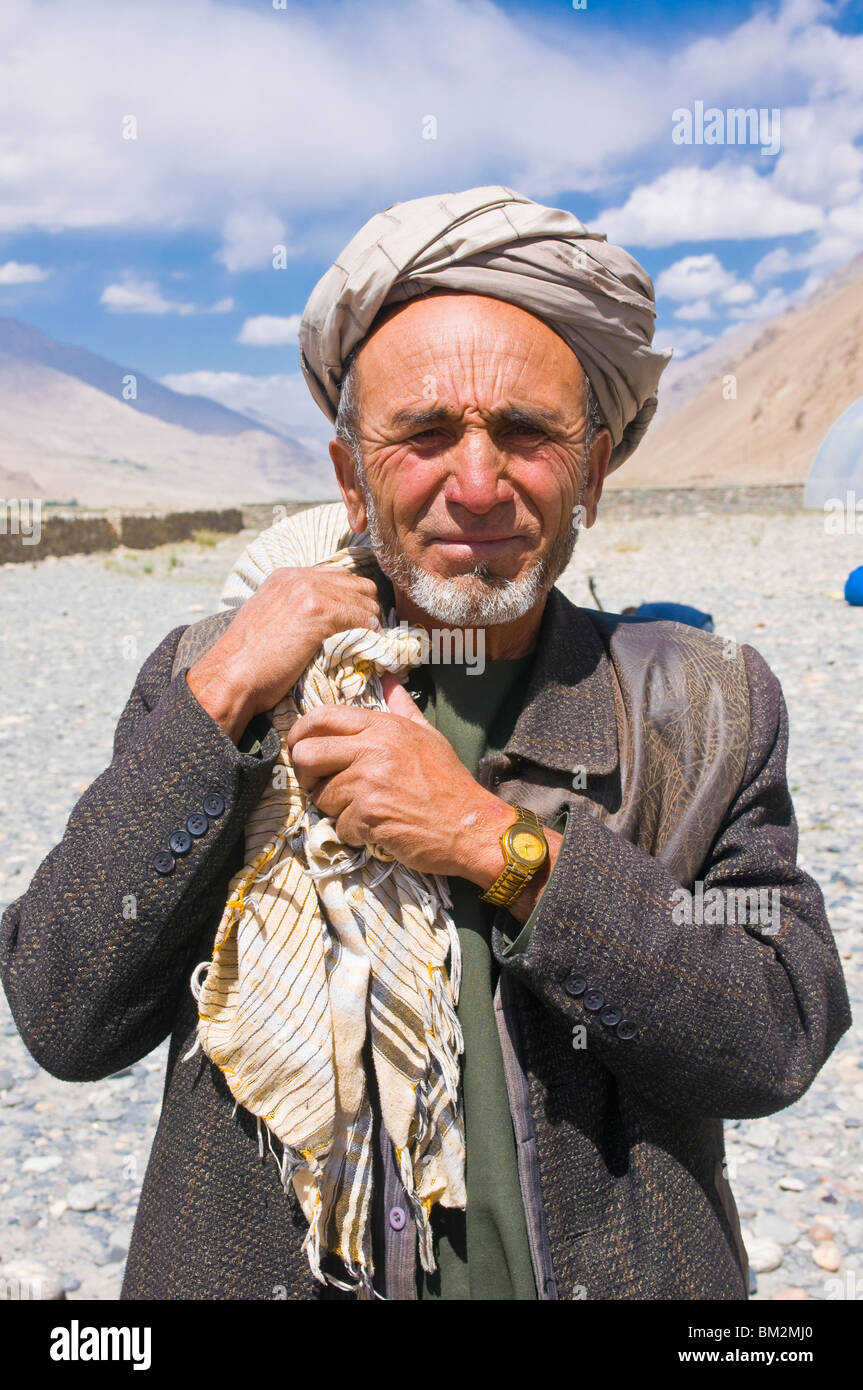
[509,828,546,866]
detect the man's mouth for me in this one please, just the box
[430,534,521,552]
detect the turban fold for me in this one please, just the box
[299,185,671,472]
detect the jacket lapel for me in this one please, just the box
[504,586,619,779]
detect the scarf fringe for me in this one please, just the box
[248,1109,386,1299]
[396,1144,436,1273]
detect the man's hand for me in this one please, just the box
[286,678,561,914]
[187,566,383,743]
[286,679,510,879]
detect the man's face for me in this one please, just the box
[331,292,610,625]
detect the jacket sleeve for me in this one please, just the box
[0,625,280,1083]
[493,644,852,1120]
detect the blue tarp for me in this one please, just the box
[632,601,714,631]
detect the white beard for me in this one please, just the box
[359,479,582,627]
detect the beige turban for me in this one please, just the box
[299,186,671,473]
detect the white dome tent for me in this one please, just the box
[804,396,863,509]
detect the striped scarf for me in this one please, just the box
[185,502,466,1298]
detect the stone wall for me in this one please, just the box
[118,509,243,550]
[599,484,805,520]
[0,507,244,566]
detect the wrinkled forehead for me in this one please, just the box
[362,287,564,349]
[351,289,587,397]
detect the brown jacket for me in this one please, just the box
[0,585,851,1299]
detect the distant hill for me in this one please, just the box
[647,321,764,427]
[617,255,863,488]
[0,317,337,507]
[0,316,303,441]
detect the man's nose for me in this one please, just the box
[443,428,509,514]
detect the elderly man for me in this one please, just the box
[1,187,851,1302]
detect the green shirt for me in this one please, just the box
[410,656,538,1302]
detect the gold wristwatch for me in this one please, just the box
[480,806,549,909]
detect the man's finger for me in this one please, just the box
[291,736,358,781]
[381,673,430,724]
[286,704,377,752]
[308,771,352,822]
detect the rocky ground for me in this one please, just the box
[0,501,860,1301]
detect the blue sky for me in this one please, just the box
[1,0,862,445]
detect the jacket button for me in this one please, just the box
[617,1019,638,1041]
[153,850,175,875]
[563,972,587,998]
[583,990,605,1012]
[169,829,193,855]
[203,792,225,818]
[600,1005,622,1027]
[187,812,209,837]
[388,1206,406,1231]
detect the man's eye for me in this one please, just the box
[411,428,446,443]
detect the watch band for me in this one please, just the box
[480,805,547,908]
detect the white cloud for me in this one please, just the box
[728,287,793,321]
[770,107,863,206]
[657,253,739,301]
[656,254,756,327]
[721,282,757,305]
[100,273,233,315]
[236,314,302,346]
[4,0,858,252]
[215,206,288,273]
[672,0,862,107]
[599,165,824,248]
[0,0,860,348]
[753,246,796,282]
[829,192,863,241]
[653,326,714,359]
[0,0,668,241]
[753,200,863,284]
[160,368,332,447]
[100,275,195,315]
[0,260,50,284]
[674,298,714,320]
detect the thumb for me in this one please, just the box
[381,672,430,724]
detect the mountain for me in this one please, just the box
[0,317,337,507]
[0,318,287,439]
[615,256,863,489]
[647,320,764,427]
[798,250,863,307]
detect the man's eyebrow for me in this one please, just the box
[388,404,567,432]
[389,406,453,429]
[496,405,566,433]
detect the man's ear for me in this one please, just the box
[330,437,367,533]
[581,429,612,528]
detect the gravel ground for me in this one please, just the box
[0,506,860,1302]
